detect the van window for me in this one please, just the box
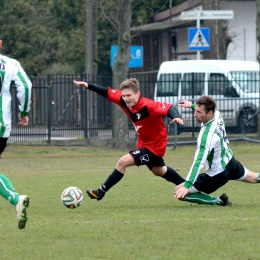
[182,73,205,96]
[230,71,259,93]
[157,73,180,97]
[209,73,239,97]
[208,73,230,95]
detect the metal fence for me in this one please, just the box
[8,72,260,146]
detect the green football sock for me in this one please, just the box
[257,173,260,183]
[184,193,222,206]
[0,173,19,205]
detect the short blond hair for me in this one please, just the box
[119,78,140,93]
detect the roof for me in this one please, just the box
[130,20,195,33]
[153,0,201,22]
[130,0,199,33]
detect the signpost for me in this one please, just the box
[181,10,234,59]
[188,28,210,51]
[181,10,234,20]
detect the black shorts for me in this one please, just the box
[129,147,165,170]
[193,157,245,194]
[0,138,8,155]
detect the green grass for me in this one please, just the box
[1,142,260,260]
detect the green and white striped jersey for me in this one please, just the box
[0,54,32,138]
[184,110,234,189]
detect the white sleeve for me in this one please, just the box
[12,63,32,116]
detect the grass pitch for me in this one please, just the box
[1,142,260,260]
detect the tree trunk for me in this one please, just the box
[255,0,260,138]
[86,0,98,137]
[256,0,260,62]
[86,0,98,79]
[111,0,132,149]
[201,0,231,59]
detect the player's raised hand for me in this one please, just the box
[178,100,192,108]
[73,80,88,89]
[18,114,29,126]
[172,118,184,125]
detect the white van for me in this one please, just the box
[154,60,260,133]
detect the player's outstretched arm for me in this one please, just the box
[178,100,192,108]
[172,118,184,125]
[73,80,108,98]
[167,107,184,125]
[73,80,88,89]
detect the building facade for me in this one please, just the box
[130,0,258,72]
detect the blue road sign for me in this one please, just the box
[188,28,210,51]
[110,45,143,68]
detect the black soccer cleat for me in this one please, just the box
[86,188,105,201]
[218,193,232,206]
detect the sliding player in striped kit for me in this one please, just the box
[0,40,32,228]
[174,96,260,206]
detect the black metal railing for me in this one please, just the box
[8,72,260,145]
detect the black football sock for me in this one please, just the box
[100,169,124,192]
[162,167,185,185]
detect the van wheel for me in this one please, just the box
[238,109,258,133]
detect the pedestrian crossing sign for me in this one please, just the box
[188,28,210,51]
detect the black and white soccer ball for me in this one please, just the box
[61,186,83,209]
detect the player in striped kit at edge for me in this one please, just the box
[0,40,32,229]
[174,96,260,205]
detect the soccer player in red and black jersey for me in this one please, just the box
[73,78,185,201]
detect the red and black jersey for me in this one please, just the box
[108,87,172,157]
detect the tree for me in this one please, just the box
[96,0,171,76]
[256,0,260,63]
[97,0,132,149]
[255,0,260,138]
[112,0,132,149]
[201,0,233,59]
[86,0,98,79]
[0,0,59,75]
[0,0,171,76]
[49,0,86,74]
[0,0,87,75]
